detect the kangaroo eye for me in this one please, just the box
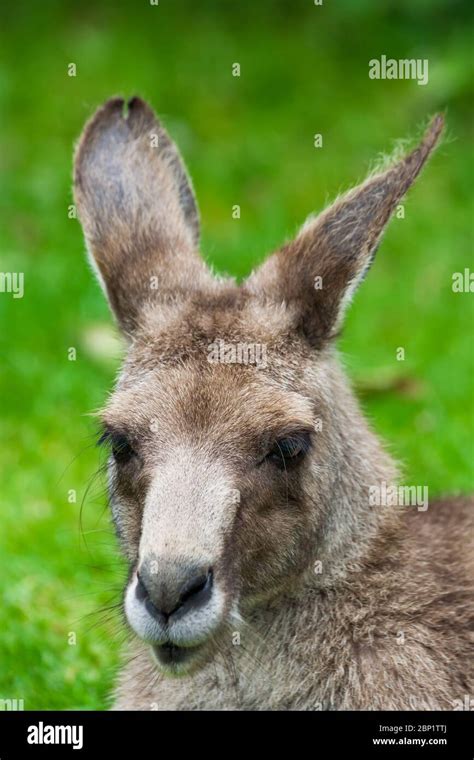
[266,431,312,470]
[110,435,136,464]
[98,429,136,465]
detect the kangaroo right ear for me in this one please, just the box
[246,115,444,347]
[74,97,211,334]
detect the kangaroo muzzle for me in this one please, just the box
[124,446,236,669]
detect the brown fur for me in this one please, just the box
[73,98,473,710]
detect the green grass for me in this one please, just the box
[0,0,472,709]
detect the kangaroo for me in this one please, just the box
[74,98,473,710]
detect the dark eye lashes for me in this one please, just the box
[265,430,312,470]
[97,429,112,448]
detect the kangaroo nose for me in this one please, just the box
[136,561,213,622]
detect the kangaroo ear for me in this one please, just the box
[74,97,211,333]
[246,115,444,346]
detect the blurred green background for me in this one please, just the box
[0,0,472,709]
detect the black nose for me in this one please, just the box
[136,562,213,622]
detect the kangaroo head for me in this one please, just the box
[74,98,443,675]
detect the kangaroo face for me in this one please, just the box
[101,301,326,673]
[74,97,442,674]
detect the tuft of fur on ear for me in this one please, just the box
[74,97,211,333]
[246,114,444,346]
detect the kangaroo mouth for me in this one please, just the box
[151,641,204,669]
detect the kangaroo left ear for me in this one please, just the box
[74,97,212,335]
[246,115,444,346]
